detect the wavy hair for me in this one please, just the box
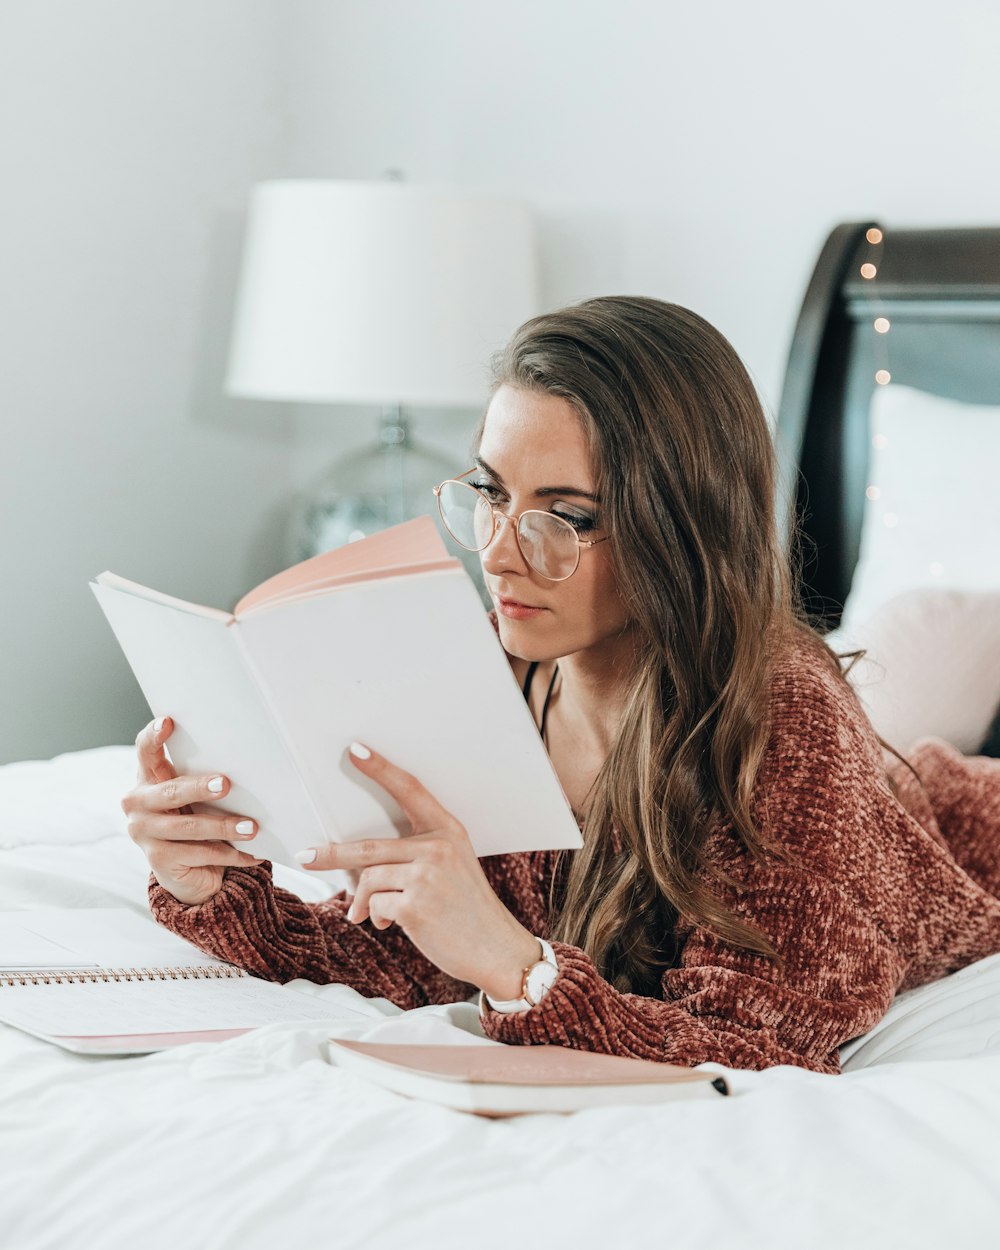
[482,296,888,996]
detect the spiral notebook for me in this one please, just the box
[0,908,362,1055]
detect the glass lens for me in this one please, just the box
[437,480,495,551]
[518,511,580,580]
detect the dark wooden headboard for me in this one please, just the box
[774,222,1000,631]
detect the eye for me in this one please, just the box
[552,508,598,533]
[468,478,504,502]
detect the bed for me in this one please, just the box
[4,223,1000,1250]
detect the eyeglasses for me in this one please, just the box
[432,469,609,581]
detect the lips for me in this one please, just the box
[494,594,549,621]
[497,595,544,610]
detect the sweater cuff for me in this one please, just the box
[147,862,304,976]
[479,940,617,1049]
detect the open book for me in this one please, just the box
[329,1039,731,1115]
[91,517,582,878]
[0,909,365,1055]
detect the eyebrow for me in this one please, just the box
[473,456,601,503]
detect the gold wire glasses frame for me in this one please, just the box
[431,468,609,582]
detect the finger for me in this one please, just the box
[367,889,405,932]
[148,839,265,875]
[149,771,233,812]
[122,771,235,818]
[293,835,424,872]
[136,717,176,785]
[345,741,453,835]
[346,864,408,924]
[139,809,258,844]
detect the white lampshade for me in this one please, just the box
[225,180,539,407]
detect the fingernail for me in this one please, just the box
[349,742,371,760]
[346,905,357,922]
[153,718,164,735]
[294,848,317,865]
[207,776,225,793]
[235,820,255,837]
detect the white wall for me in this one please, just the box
[0,1,295,763]
[3,0,999,763]
[280,0,1000,414]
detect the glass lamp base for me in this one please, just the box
[292,409,489,604]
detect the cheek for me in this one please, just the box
[563,553,630,630]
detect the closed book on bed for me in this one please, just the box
[90,517,582,878]
[328,1038,730,1115]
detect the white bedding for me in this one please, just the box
[2,746,999,1249]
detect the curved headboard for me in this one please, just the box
[774,222,1000,631]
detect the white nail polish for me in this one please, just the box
[207,776,225,793]
[235,820,254,836]
[349,741,371,760]
[294,848,317,865]
[153,718,164,735]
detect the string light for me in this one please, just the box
[865,485,881,500]
[875,369,891,385]
[866,227,883,244]
[874,317,891,333]
[860,262,878,279]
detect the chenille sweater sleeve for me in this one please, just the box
[148,848,552,1011]
[481,641,918,1075]
[148,865,473,1009]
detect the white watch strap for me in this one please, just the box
[482,937,557,1015]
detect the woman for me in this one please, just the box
[124,297,1000,1075]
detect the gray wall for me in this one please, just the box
[3,0,999,763]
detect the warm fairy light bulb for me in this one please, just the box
[884,513,899,527]
[860,263,877,279]
[875,369,891,385]
[866,227,883,245]
[865,485,881,500]
[874,317,891,333]
[872,433,889,449]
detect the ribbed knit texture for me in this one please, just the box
[149,632,1000,1074]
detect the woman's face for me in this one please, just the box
[475,384,633,663]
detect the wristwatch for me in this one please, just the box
[480,937,559,1016]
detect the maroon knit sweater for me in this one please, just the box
[149,631,1000,1075]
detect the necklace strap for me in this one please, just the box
[540,663,559,745]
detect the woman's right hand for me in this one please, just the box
[122,716,266,906]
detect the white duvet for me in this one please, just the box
[2,747,999,1250]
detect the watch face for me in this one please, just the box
[525,958,559,1006]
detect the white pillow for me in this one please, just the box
[840,950,1000,1069]
[824,587,1000,755]
[840,384,1000,635]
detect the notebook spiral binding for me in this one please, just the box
[0,965,246,987]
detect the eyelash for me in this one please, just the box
[469,480,598,533]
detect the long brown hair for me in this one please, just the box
[483,297,866,995]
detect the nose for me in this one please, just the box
[479,509,527,578]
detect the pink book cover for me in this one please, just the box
[330,1040,730,1092]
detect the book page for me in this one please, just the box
[0,909,231,972]
[0,977,361,1037]
[90,581,332,863]
[93,572,232,622]
[236,566,583,857]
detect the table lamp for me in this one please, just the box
[225,178,539,559]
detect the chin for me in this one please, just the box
[498,618,571,664]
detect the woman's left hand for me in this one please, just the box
[294,743,542,1001]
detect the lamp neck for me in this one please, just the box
[378,404,410,448]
